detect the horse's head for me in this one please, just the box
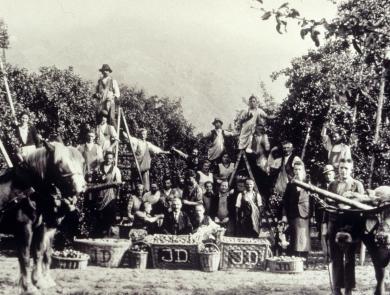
[44,141,86,196]
[25,142,87,196]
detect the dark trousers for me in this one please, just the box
[327,219,358,289]
[92,200,118,238]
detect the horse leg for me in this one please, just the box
[31,224,46,290]
[41,227,57,288]
[15,222,39,295]
[362,234,388,295]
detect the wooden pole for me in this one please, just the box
[291,179,374,210]
[114,107,121,167]
[301,122,312,160]
[0,58,16,118]
[0,137,13,167]
[120,108,144,184]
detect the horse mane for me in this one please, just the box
[24,142,84,179]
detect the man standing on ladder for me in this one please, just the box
[123,128,170,191]
[94,64,120,126]
[230,95,274,192]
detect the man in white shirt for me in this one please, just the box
[96,111,118,153]
[238,95,274,150]
[142,182,161,207]
[123,128,170,191]
[205,118,234,162]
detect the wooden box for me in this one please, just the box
[219,237,271,270]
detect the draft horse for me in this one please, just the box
[0,141,86,294]
[330,204,390,295]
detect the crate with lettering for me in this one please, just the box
[219,237,272,270]
[266,256,305,273]
[74,238,131,268]
[145,234,201,270]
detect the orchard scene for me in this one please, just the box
[0,0,390,294]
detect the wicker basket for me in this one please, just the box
[74,238,131,268]
[199,243,220,272]
[51,255,89,269]
[267,257,304,273]
[129,242,149,269]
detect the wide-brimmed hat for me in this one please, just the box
[99,64,112,73]
[212,118,223,125]
[323,164,335,174]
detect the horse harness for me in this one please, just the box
[313,192,390,248]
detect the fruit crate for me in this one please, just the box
[145,234,201,270]
[74,238,131,268]
[266,256,305,273]
[219,236,271,270]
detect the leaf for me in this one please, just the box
[352,39,362,55]
[310,30,320,47]
[279,2,289,9]
[256,0,263,3]
[300,28,310,39]
[261,11,272,20]
[276,21,282,34]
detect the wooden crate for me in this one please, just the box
[74,239,131,268]
[146,235,201,270]
[219,237,271,270]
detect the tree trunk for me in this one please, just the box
[368,65,387,188]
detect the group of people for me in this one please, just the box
[7,64,366,295]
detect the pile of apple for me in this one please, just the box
[267,255,305,262]
[53,249,88,259]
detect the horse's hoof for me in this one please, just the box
[20,284,40,295]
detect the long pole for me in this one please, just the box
[301,122,312,160]
[120,108,143,184]
[0,137,13,167]
[114,107,121,167]
[291,179,374,210]
[0,58,16,118]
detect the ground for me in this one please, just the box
[0,255,380,295]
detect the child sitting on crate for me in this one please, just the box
[133,202,164,234]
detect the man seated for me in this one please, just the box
[143,182,161,207]
[192,204,221,241]
[161,197,193,235]
[133,202,164,234]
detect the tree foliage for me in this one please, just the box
[257,0,390,186]
[0,65,198,187]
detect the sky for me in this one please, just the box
[1,0,338,132]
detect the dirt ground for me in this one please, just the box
[0,254,380,295]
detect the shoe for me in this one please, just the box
[345,288,352,295]
[333,288,342,295]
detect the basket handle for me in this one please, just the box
[202,242,220,253]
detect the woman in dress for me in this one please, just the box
[282,161,311,258]
[235,178,262,238]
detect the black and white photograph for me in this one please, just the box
[0,0,389,294]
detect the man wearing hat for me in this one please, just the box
[95,64,120,125]
[205,117,234,162]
